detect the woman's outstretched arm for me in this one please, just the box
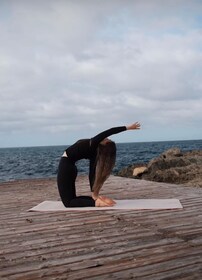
[91,122,141,148]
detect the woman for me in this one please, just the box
[57,122,141,207]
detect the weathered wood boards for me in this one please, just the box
[0,176,202,279]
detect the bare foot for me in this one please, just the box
[95,197,110,207]
[99,196,116,206]
[95,196,116,207]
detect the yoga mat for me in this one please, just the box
[29,199,183,212]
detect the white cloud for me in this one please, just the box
[0,0,202,146]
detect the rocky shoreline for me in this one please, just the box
[117,148,202,188]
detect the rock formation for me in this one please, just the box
[117,148,202,187]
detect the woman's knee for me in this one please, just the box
[61,198,71,208]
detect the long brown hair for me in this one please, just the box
[92,141,116,195]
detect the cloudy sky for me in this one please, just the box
[0,0,202,147]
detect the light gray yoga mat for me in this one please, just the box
[29,199,183,212]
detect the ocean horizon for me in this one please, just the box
[0,139,201,183]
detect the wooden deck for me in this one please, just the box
[0,175,202,280]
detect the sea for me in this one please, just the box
[0,140,201,183]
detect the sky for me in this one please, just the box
[0,0,202,148]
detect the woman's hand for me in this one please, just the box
[127,122,141,130]
[95,196,116,207]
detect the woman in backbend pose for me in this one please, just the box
[57,122,141,207]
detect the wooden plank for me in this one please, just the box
[0,176,202,280]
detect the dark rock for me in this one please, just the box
[116,148,202,187]
[162,147,183,158]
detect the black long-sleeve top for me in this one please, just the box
[65,126,126,191]
[65,126,126,163]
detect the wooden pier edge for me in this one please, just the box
[0,175,202,280]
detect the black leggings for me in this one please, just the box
[57,157,95,207]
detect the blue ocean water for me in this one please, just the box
[0,140,201,183]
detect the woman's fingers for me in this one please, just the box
[133,122,141,129]
[127,122,141,130]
